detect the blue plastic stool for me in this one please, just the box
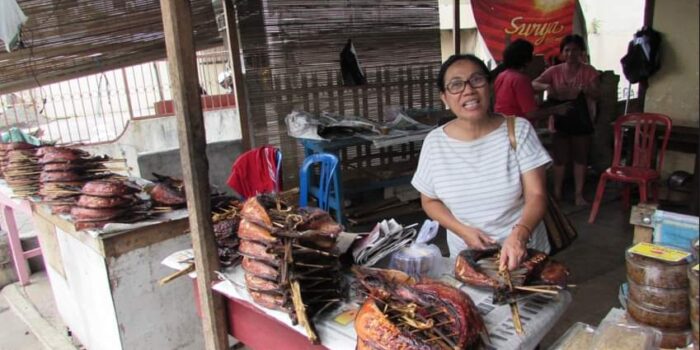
[299,153,343,224]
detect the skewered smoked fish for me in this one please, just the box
[237,194,344,344]
[76,195,136,209]
[455,247,569,290]
[40,171,84,183]
[354,267,485,350]
[81,180,140,197]
[149,183,186,207]
[70,206,127,221]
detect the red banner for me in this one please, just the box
[471,0,576,62]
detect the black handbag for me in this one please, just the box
[506,117,578,255]
[545,92,594,136]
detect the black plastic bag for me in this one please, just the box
[340,39,367,86]
[544,93,594,135]
[621,27,662,83]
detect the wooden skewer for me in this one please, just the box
[152,207,175,211]
[158,263,195,286]
[514,286,559,295]
[500,268,524,335]
[290,280,318,344]
[526,284,576,289]
[40,190,82,195]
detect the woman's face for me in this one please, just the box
[561,43,584,64]
[440,60,491,122]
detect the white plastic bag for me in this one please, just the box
[0,0,27,52]
[389,219,442,277]
[285,110,325,140]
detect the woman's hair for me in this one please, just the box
[559,34,586,52]
[491,39,534,78]
[437,54,491,93]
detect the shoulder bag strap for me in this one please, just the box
[506,116,517,151]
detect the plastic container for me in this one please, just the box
[627,297,690,330]
[690,264,699,301]
[626,250,690,288]
[651,326,693,349]
[389,219,441,277]
[590,321,661,350]
[626,278,689,312]
[389,244,440,277]
[547,322,596,350]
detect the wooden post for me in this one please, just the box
[453,0,461,55]
[637,0,655,111]
[223,0,253,150]
[159,1,228,350]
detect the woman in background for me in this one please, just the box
[533,34,600,206]
[493,39,570,124]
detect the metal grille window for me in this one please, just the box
[0,48,230,144]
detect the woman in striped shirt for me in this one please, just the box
[412,54,552,271]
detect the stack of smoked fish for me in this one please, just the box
[212,198,243,267]
[2,143,40,197]
[37,147,123,214]
[71,180,149,231]
[237,194,344,344]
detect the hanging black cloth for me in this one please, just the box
[620,27,662,83]
[340,39,367,86]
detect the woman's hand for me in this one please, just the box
[456,225,496,250]
[499,227,529,271]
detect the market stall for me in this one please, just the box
[32,203,202,350]
[0,139,206,350]
[160,194,574,350]
[164,249,571,350]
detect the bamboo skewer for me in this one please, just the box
[500,267,524,335]
[159,263,195,285]
[290,280,318,344]
[514,286,559,295]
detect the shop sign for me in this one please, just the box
[471,0,576,61]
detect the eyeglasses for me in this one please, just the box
[445,74,488,94]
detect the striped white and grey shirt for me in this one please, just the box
[412,117,551,257]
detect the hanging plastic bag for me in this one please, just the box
[389,219,442,277]
[0,0,27,52]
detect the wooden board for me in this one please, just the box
[160,0,228,348]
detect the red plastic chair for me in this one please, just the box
[588,113,672,223]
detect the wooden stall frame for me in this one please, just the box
[159,0,228,349]
[453,0,461,54]
[223,0,253,151]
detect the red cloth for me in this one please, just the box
[226,146,280,198]
[494,69,537,120]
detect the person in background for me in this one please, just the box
[533,34,600,206]
[492,39,570,124]
[412,54,552,271]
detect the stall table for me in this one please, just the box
[165,251,571,350]
[33,204,204,350]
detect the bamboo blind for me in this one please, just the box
[0,0,221,95]
[235,0,443,187]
